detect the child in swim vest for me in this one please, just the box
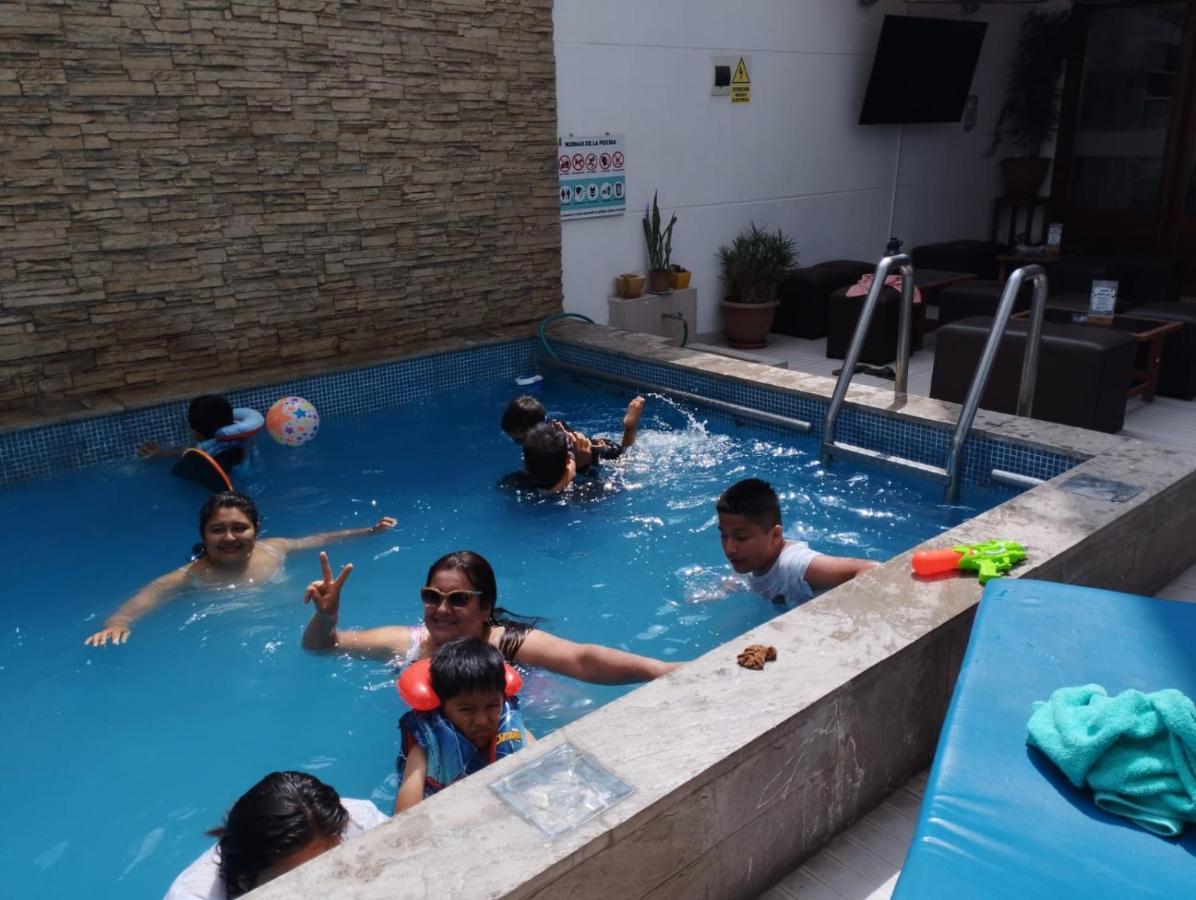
[502,394,645,491]
[716,478,878,606]
[394,637,533,812]
[139,394,264,490]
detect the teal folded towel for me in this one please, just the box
[1027,684,1196,837]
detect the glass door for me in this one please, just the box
[1052,2,1191,251]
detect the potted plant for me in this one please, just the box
[669,263,691,290]
[988,8,1072,199]
[718,223,797,348]
[614,272,646,298]
[642,191,677,294]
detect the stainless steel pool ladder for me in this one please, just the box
[821,260,1050,503]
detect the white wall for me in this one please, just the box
[553,0,1044,333]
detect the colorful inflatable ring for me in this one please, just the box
[216,407,264,443]
[397,657,523,711]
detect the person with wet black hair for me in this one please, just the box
[521,421,571,489]
[137,395,236,459]
[85,491,396,647]
[501,395,646,491]
[164,771,387,899]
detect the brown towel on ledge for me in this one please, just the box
[737,644,777,670]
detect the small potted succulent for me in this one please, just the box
[718,223,797,348]
[642,191,677,294]
[669,263,691,290]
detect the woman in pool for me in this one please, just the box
[301,549,678,683]
[165,770,387,900]
[84,491,396,647]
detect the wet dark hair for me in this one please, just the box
[430,637,506,702]
[207,771,348,898]
[500,395,546,439]
[193,491,261,558]
[188,395,235,439]
[426,550,540,632]
[716,478,782,531]
[522,422,568,488]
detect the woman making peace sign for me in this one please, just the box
[302,549,677,684]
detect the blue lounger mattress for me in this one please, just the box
[893,579,1196,899]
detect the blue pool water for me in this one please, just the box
[0,376,1010,897]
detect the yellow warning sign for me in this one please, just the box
[730,56,751,104]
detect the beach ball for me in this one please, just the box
[266,396,320,447]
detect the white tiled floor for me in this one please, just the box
[725,325,1196,898]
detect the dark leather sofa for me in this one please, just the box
[930,315,1137,434]
[912,240,1007,280]
[773,259,874,339]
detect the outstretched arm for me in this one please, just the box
[137,440,186,458]
[84,568,191,646]
[512,629,678,684]
[274,516,397,554]
[301,551,413,660]
[803,555,879,592]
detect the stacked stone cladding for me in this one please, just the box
[0,0,561,416]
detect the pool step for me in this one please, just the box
[827,441,949,483]
[686,342,789,369]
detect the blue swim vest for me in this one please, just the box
[396,697,528,797]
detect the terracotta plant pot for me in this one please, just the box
[720,299,778,349]
[614,273,645,299]
[1000,157,1051,200]
[670,269,691,290]
[647,269,672,294]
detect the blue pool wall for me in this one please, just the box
[0,337,1078,488]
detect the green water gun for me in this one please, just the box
[912,540,1027,584]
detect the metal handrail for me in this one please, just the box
[943,264,1049,502]
[822,253,915,459]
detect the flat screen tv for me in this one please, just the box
[859,15,988,125]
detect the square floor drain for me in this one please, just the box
[1059,473,1143,503]
[490,742,634,839]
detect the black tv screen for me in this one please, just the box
[859,15,988,124]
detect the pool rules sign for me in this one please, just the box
[558,134,625,220]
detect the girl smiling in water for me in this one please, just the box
[84,491,396,647]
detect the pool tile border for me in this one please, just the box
[0,340,535,485]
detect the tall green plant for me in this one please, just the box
[988,9,1073,158]
[718,223,797,304]
[642,191,677,272]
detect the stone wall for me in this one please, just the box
[0,0,561,418]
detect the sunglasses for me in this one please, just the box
[420,587,483,609]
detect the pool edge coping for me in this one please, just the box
[250,322,1196,899]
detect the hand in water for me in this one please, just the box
[304,551,353,617]
[369,516,397,534]
[84,621,131,647]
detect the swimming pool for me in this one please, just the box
[1,372,1011,898]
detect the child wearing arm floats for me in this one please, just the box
[394,636,534,813]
